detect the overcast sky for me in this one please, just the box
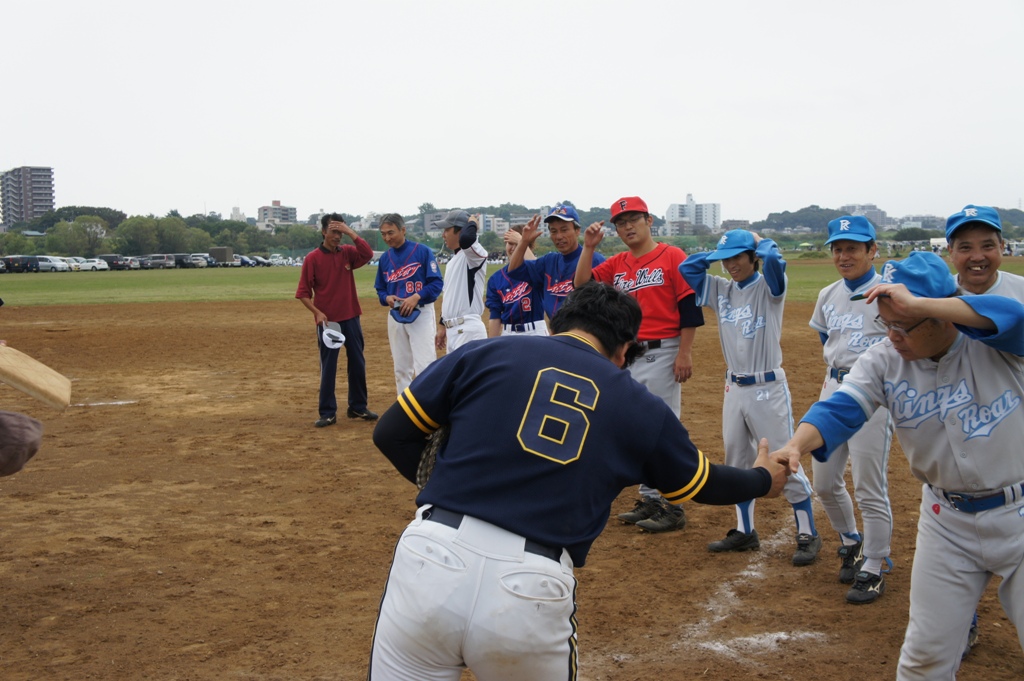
[4,1,1022,223]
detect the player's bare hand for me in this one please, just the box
[503,230,522,247]
[399,294,420,316]
[754,438,790,498]
[768,443,803,476]
[750,231,763,245]
[435,325,447,351]
[862,282,923,314]
[673,350,693,383]
[313,310,328,326]
[583,222,605,249]
[522,215,543,245]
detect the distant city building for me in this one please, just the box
[899,214,945,231]
[230,206,247,222]
[720,219,751,231]
[257,200,297,232]
[423,211,448,236]
[352,211,380,231]
[1,166,55,228]
[840,203,888,229]
[666,194,721,234]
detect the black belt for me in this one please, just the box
[730,371,777,386]
[642,340,662,350]
[505,321,538,333]
[940,484,1024,513]
[423,507,563,562]
[829,367,850,383]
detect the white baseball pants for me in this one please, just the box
[387,305,437,395]
[369,506,578,681]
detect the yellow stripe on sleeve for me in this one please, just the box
[661,450,711,503]
[397,389,440,434]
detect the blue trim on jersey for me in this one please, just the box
[844,268,877,292]
[373,240,444,306]
[818,331,829,345]
[955,295,1024,355]
[756,239,786,297]
[679,251,711,306]
[736,271,760,290]
[801,391,871,462]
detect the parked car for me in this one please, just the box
[238,255,258,267]
[136,256,153,269]
[172,253,195,269]
[80,258,110,271]
[97,254,130,270]
[124,257,141,270]
[190,254,208,268]
[222,255,241,267]
[61,257,81,271]
[249,255,272,266]
[3,255,40,273]
[0,259,6,274]
[147,254,176,269]
[36,255,69,272]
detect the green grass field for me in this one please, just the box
[4,257,1024,307]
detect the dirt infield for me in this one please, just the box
[0,299,1021,680]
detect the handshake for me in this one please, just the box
[753,437,808,498]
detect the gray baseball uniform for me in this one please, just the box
[809,271,894,565]
[960,269,1024,299]
[802,293,1024,680]
[682,240,815,535]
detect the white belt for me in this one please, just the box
[443,314,480,329]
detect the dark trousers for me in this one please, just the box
[317,317,368,418]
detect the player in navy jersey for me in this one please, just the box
[506,204,606,319]
[374,214,444,394]
[486,225,547,337]
[368,282,789,681]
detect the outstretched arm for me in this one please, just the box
[574,222,605,287]
[508,215,541,272]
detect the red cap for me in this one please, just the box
[610,196,649,221]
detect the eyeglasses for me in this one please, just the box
[876,315,929,339]
[613,214,646,228]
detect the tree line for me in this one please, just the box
[4,202,1022,261]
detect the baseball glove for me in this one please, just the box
[416,425,449,490]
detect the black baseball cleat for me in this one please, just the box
[636,500,686,533]
[793,533,822,566]
[617,496,662,524]
[846,570,885,604]
[347,407,379,421]
[314,415,337,428]
[708,528,760,552]
[838,541,865,584]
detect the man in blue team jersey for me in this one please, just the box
[368,282,790,681]
[374,213,444,395]
[486,225,547,337]
[505,204,606,319]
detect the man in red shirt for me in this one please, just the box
[296,213,378,427]
[575,197,704,532]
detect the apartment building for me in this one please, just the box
[1,166,55,227]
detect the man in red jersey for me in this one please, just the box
[575,196,704,532]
